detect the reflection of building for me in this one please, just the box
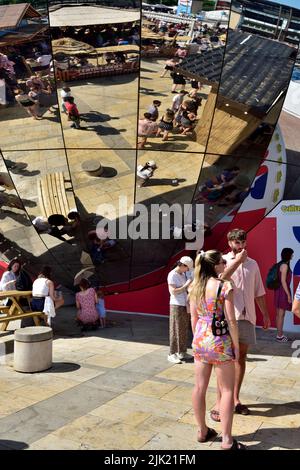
[176,30,297,155]
[237,0,300,46]
[0,2,48,48]
[216,0,230,10]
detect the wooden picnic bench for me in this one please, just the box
[37,172,72,219]
[0,290,45,331]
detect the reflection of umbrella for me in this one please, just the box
[74,267,95,286]
[52,38,96,56]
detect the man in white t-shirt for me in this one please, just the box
[167,256,194,364]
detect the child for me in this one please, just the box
[60,86,71,113]
[64,96,81,129]
[95,287,107,328]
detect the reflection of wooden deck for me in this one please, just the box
[279,110,300,155]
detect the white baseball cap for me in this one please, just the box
[147,161,157,168]
[179,256,193,270]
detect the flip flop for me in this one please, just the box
[235,403,250,415]
[210,409,221,422]
[197,427,218,443]
[221,439,247,450]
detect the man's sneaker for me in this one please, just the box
[177,352,193,361]
[168,354,182,364]
[276,335,289,343]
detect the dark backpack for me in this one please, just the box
[15,269,33,291]
[266,262,281,290]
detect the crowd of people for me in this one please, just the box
[167,228,300,450]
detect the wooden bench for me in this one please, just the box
[0,311,46,325]
[37,172,71,218]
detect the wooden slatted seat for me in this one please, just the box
[37,172,71,218]
[0,311,46,323]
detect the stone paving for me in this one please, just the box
[0,308,300,450]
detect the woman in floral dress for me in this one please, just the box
[189,250,246,450]
[75,279,99,330]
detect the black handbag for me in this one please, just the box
[211,281,229,336]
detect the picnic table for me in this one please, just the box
[0,290,45,331]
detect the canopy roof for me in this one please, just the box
[96,44,140,54]
[0,2,41,31]
[49,6,140,28]
[0,24,47,48]
[176,30,297,116]
[52,37,96,55]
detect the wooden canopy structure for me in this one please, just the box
[176,30,297,154]
[0,3,47,48]
[49,5,140,28]
[0,3,41,31]
[52,38,96,56]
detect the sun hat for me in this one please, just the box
[179,256,194,270]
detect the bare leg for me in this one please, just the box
[276,308,286,337]
[162,131,169,141]
[234,342,248,406]
[192,361,212,439]
[138,136,147,149]
[215,361,235,448]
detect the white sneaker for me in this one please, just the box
[177,352,193,360]
[168,354,182,364]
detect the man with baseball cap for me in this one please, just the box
[167,256,194,364]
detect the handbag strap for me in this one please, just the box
[214,280,224,312]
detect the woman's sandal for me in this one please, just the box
[197,427,218,443]
[210,409,221,422]
[222,439,247,450]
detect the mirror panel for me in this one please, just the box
[48,0,140,149]
[0,1,63,151]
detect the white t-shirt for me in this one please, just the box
[0,271,16,291]
[36,55,52,66]
[32,277,50,297]
[167,269,187,306]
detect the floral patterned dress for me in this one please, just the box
[76,288,99,325]
[192,281,234,364]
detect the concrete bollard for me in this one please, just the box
[14,326,53,373]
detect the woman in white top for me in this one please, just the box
[0,258,21,292]
[31,266,64,313]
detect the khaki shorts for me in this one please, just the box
[237,320,256,345]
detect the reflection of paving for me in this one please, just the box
[140,58,209,153]
[0,309,299,450]
[58,75,139,149]
[0,97,64,151]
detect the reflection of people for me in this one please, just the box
[138,112,158,149]
[136,161,157,188]
[147,100,161,121]
[14,88,41,120]
[190,250,245,450]
[64,96,81,129]
[274,248,294,343]
[167,256,193,364]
